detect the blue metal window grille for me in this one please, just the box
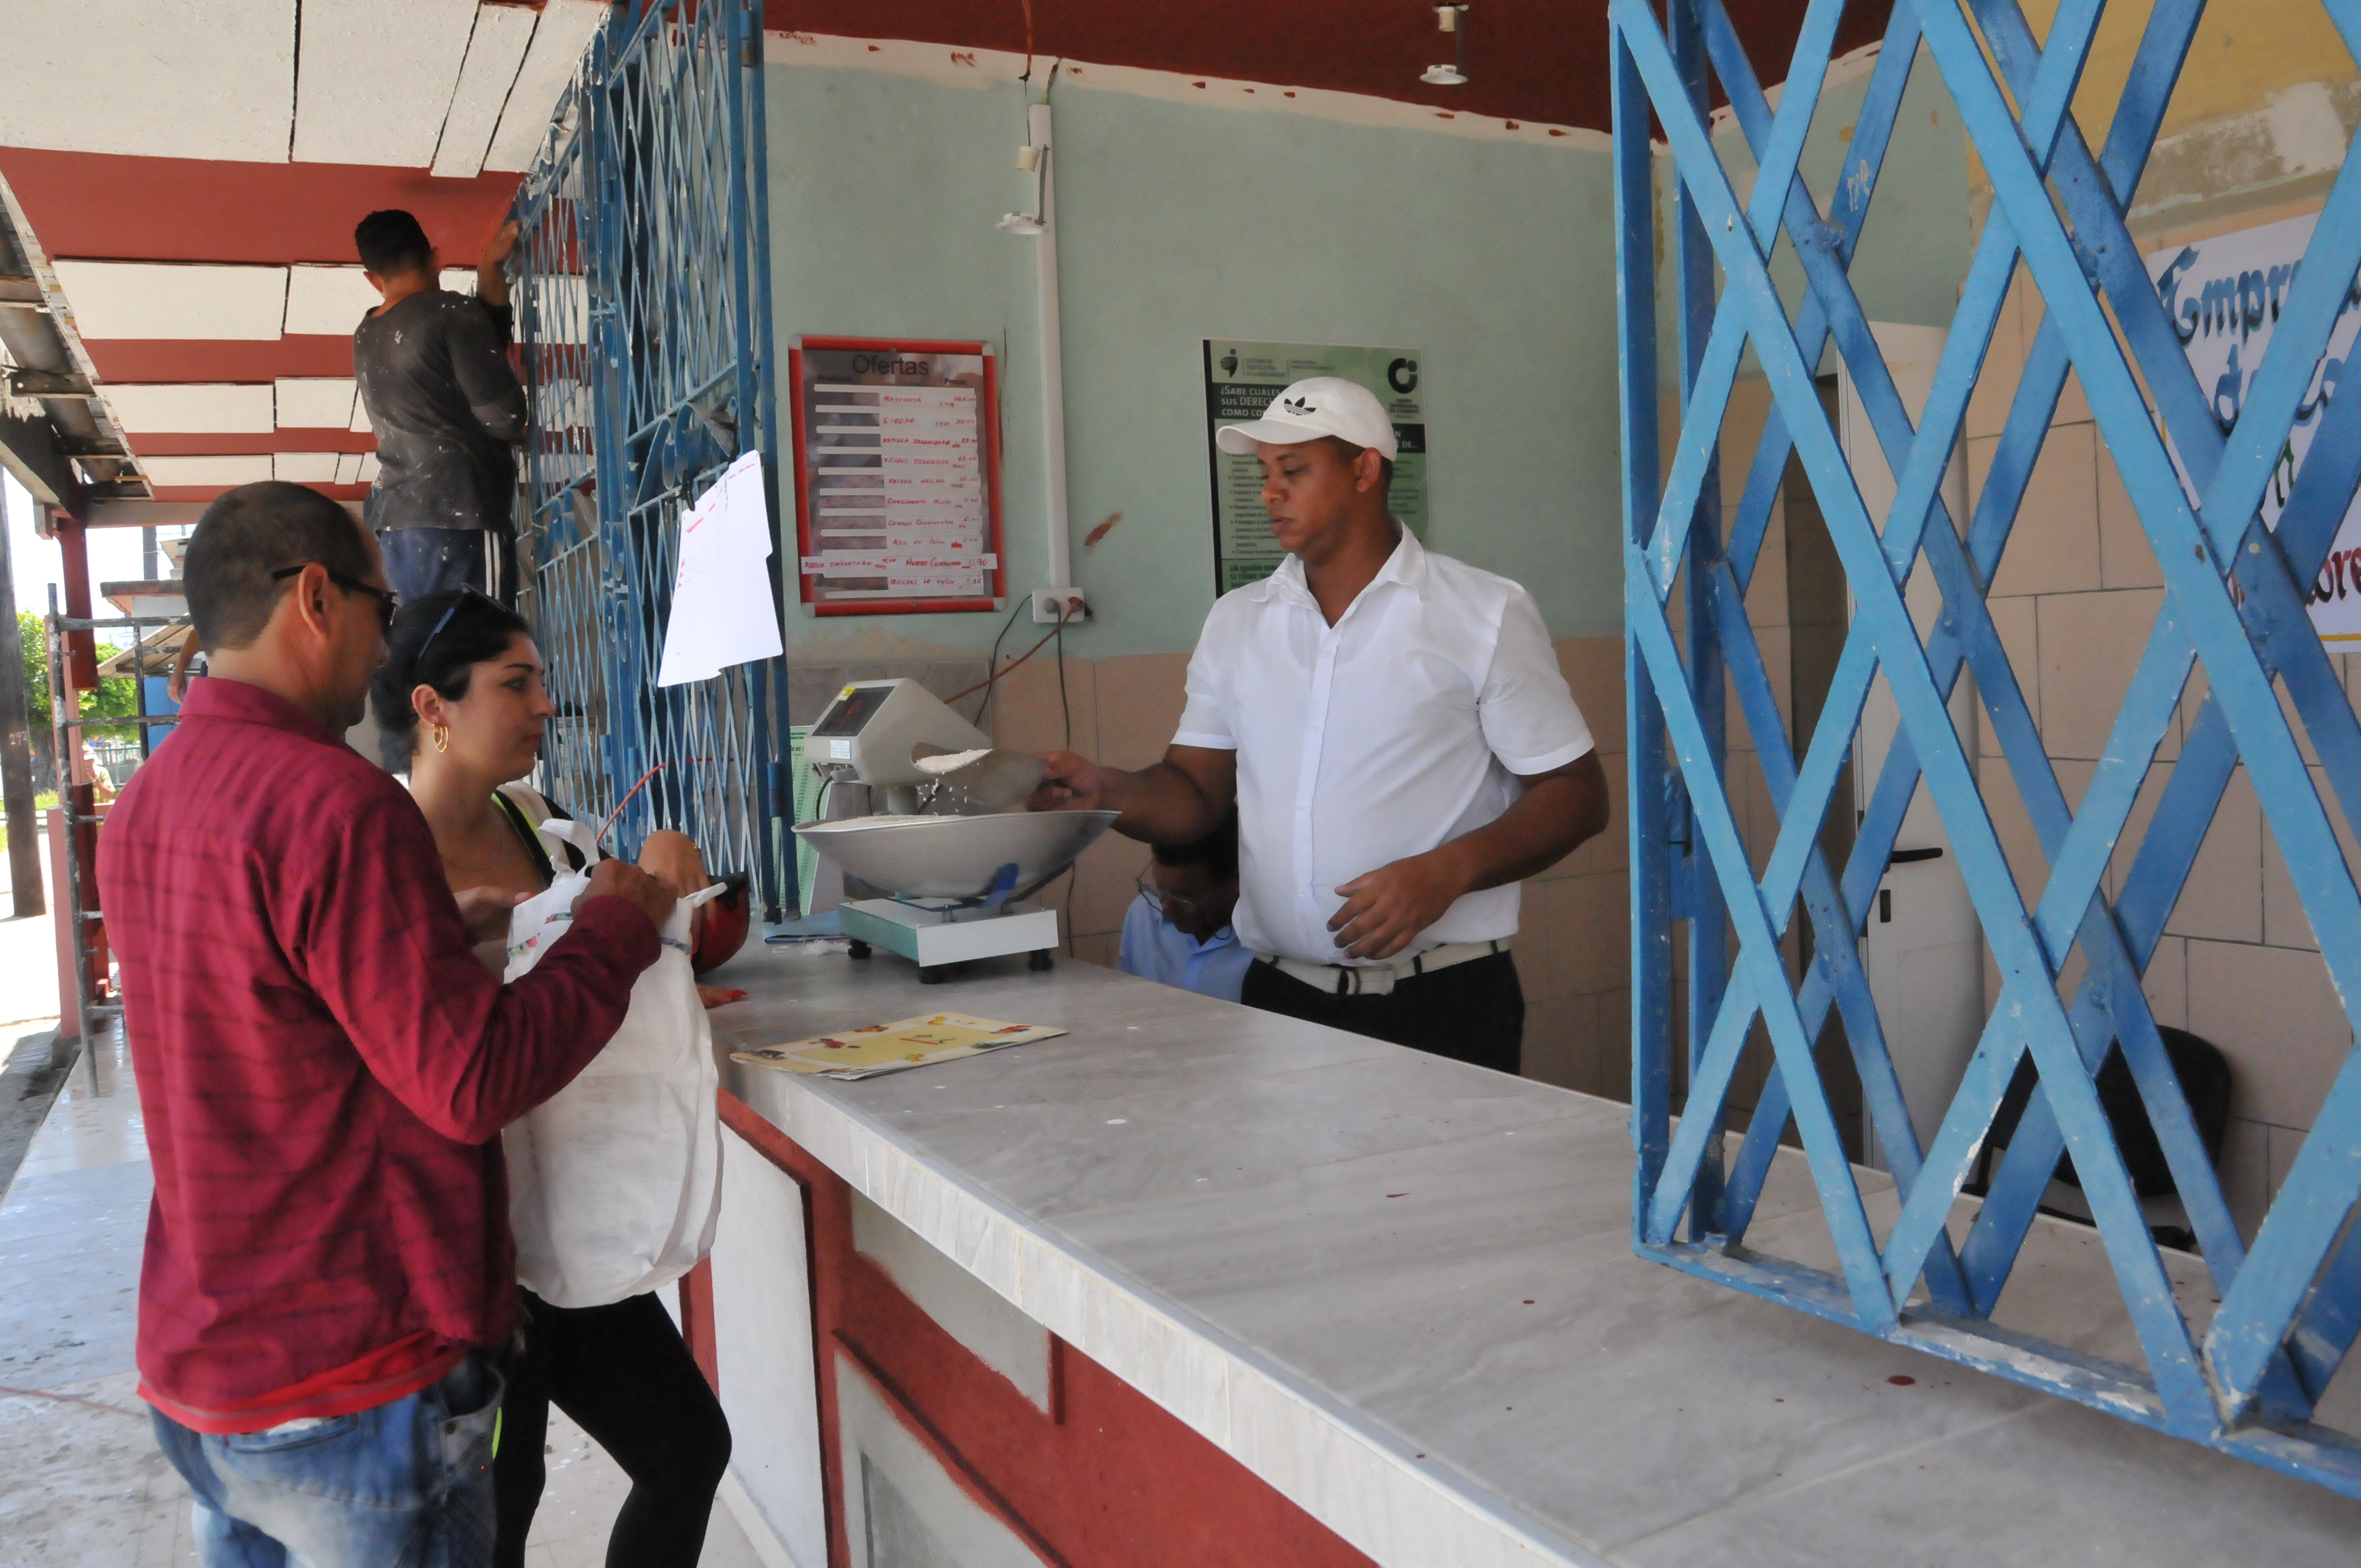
[1617,0,2361,1495]
[508,0,786,912]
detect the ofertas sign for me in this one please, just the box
[2146,212,2361,642]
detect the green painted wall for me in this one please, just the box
[764,66,1622,658]
[1653,46,1974,389]
[762,53,1969,660]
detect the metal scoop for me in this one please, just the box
[910,744,1047,814]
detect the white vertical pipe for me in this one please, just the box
[1029,101,1073,592]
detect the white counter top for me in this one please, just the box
[708,943,2361,1566]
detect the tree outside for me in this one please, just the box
[18,609,146,745]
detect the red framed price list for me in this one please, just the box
[787,336,1007,616]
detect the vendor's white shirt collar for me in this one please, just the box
[1249,521,1426,617]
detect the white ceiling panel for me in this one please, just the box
[523,274,589,342]
[485,0,609,172]
[144,455,275,487]
[293,0,480,166]
[276,378,360,429]
[432,4,539,179]
[274,453,344,483]
[334,453,367,486]
[52,263,287,341]
[284,267,480,337]
[282,266,380,336]
[359,451,382,481]
[0,1,295,162]
[104,384,276,435]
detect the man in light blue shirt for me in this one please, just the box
[1118,815,1253,1003]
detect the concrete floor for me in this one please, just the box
[0,1020,768,1567]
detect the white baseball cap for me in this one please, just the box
[1215,376,1399,460]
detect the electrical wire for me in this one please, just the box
[1056,606,1070,750]
[1054,607,1074,949]
[969,597,1027,729]
[942,601,1075,709]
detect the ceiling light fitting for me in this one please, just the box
[1423,4,1468,85]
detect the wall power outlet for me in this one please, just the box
[1031,587,1089,624]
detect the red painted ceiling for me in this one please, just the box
[0,149,520,499]
[761,0,1894,132]
[0,149,520,268]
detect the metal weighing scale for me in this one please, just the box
[798,679,1117,981]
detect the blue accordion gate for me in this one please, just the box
[505,0,785,913]
[1617,0,2361,1494]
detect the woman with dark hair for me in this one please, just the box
[370,589,732,1568]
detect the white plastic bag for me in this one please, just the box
[500,816,724,1309]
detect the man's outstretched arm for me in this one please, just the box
[1029,744,1238,847]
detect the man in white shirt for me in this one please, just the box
[1118,814,1254,1003]
[1031,377,1606,1072]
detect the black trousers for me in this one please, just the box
[1241,950,1525,1075]
[493,1288,732,1568]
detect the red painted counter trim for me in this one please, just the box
[709,1088,1376,1568]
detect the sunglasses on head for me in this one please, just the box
[415,587,503,666]
[271,564,399,631]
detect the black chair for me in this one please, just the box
[1963,1026,2233,1252]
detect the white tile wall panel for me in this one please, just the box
[274,378,359,429]
[52,263,287,341]
[102,384,275,435]
[432,4,540,179]
[291,0,479,167]
[351,398,375,434]
[273,453,344,483]
[0,1,294,162]
[143,456,274,487]
[358,452,382,481]
[484,0,609,172]
[282,266,380,337]
[334,453,366,486]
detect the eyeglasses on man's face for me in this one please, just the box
[1136,872,1212,922]
[271,564,399,631]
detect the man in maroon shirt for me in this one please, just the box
[101,482,674,1566]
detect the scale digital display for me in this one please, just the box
[812,685,893,738]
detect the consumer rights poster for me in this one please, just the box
[1203,340,1427,594]
[2146,213,2361,642]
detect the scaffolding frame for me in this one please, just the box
[43,597,181,1082]
[1617,0,2361,1495]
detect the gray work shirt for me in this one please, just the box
[352,291,526,533]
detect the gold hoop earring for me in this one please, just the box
[432,725,450,754]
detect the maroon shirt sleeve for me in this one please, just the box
[298,786,662,1145]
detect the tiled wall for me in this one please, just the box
[790,637,1631,1087]
[1965,214,2358,1243]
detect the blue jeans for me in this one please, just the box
[377,527,518,606]
[151,1355,504,1568]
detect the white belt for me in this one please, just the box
[1256,939,1508,998]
